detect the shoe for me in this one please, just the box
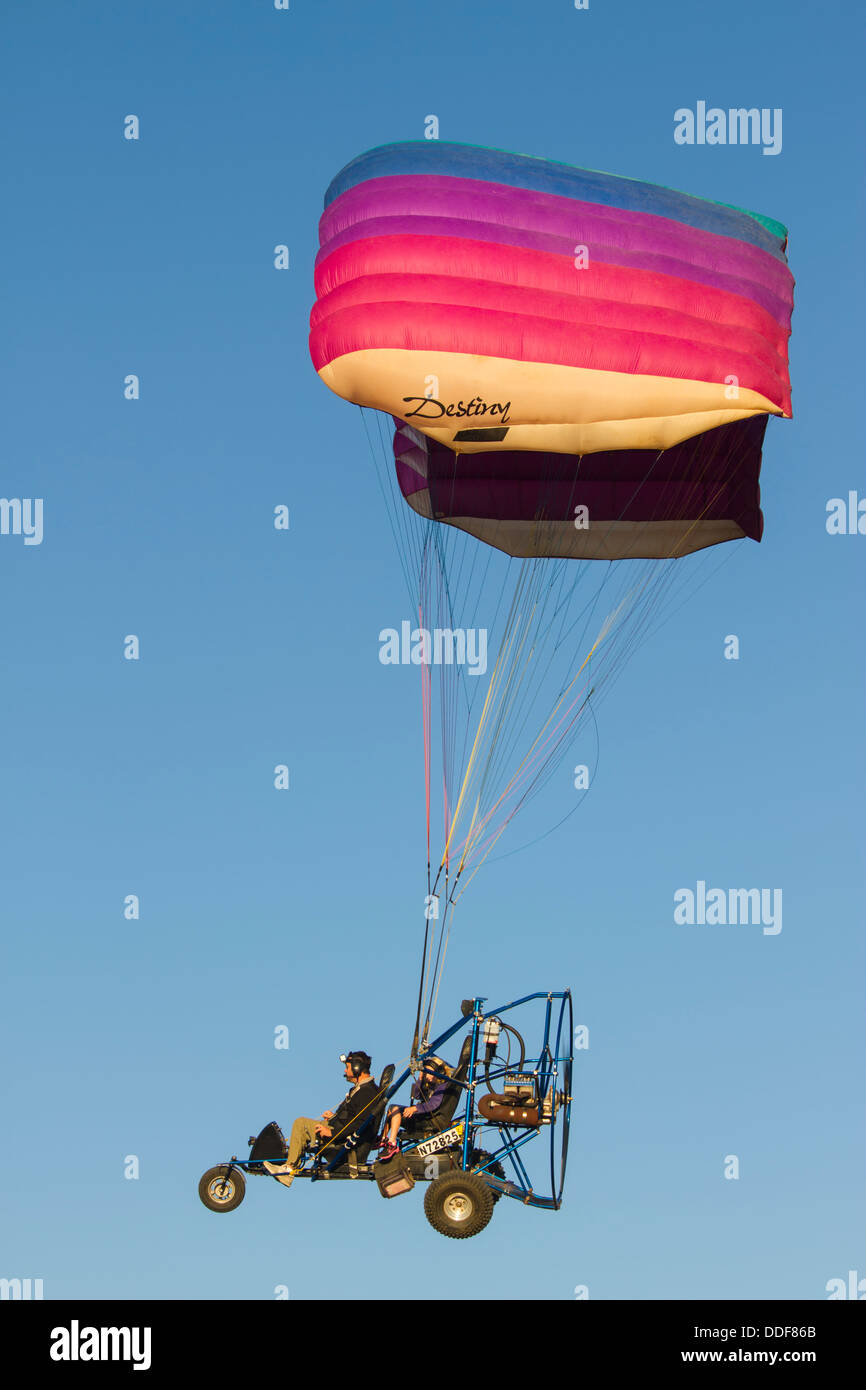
[263,1160,295,1187]
[378,1141,399,1162]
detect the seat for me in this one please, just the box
[351,1064,395,1162]
[320,1065,395,1173]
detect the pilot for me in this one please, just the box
[264,1051,377,1188]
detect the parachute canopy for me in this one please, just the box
[311,141,794,457]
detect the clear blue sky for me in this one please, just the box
[2,0,863,1301]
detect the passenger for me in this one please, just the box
[264,1051,377,1188]
[379,1055,453,1160]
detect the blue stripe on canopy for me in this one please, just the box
[323,141,788,261]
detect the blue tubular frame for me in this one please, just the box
[224,990,573,1212]
[380,989,573,1211]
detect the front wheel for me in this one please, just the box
[423,1171,494,1239]
[199,1165,246,1213]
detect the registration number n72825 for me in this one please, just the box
[413,1124,464,1158]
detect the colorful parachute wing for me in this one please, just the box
[311,141,794,457]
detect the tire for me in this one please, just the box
[470,1150,507,1203]
[423,1171,494,1239]
[199,1165,246,1213]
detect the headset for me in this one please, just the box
[340,1051,372,1078]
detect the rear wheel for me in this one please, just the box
[199,1165,246,1213]
[423,1171,494,1239]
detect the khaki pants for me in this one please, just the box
[287,1116,325,1167]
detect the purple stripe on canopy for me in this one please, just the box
[321,177,791,310]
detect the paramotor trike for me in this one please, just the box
[198,989,573,1239]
